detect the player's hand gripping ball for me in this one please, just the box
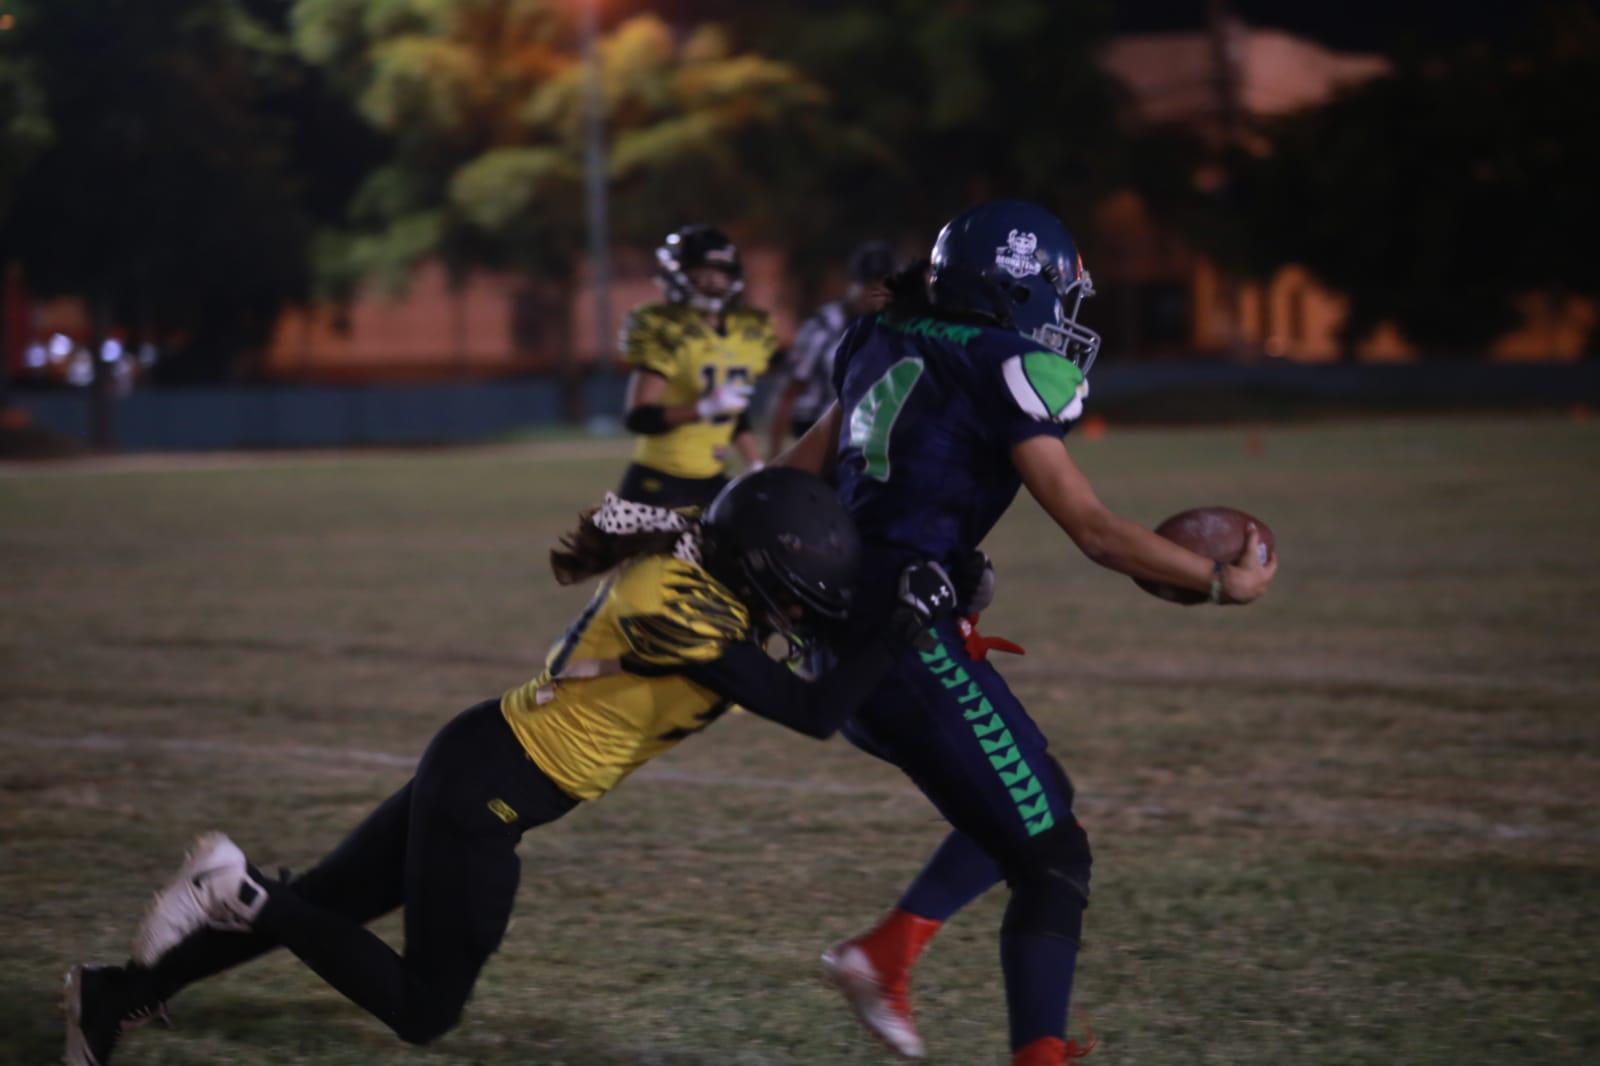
[1135,507,1276,605]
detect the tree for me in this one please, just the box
[0,9,53,406]
[294,0,827,371]
[1,0,322,447]
[725,0,1129,290]
[0,8,52,226]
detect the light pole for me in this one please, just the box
[580,0,612,372]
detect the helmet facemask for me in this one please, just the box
[656,234,745,314]
[737,547,850,650]
[1029,267,1100,376]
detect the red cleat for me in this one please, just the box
[821,909,942,1059]
[1013,1024,1097,1065]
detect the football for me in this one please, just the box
[1134,507,1276,604]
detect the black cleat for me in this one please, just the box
[62,964,168,1066]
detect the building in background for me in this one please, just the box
[1098,20,1593,363]
[260,246,795,383]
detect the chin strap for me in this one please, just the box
[959,614,1026,661]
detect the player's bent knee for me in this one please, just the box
[392,997,466,1046]
[1000,819,1093,944]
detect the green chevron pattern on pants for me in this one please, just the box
[917,635,1055,837]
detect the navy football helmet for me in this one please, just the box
[656,224,745,314]
[927,200,1100,374]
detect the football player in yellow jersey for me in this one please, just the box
[618,225,779,509]
[65,470,969,1064]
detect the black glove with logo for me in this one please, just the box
[891,560,959,650]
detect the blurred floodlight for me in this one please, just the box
[100,339,123,362]
[48,333,73,359]
[24,343,47,368]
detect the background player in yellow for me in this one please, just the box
[64,469,970,1065]
[618,225,779,509]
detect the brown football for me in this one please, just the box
[1134,507,1276,605]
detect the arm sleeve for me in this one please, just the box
[677,633,905,740]
[624,404,671,435]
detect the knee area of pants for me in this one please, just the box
[394,1005,463,1046]
[1003,867,1089,943]
[1003,821,1093,887]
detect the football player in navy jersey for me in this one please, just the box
[779,201,1277,1065]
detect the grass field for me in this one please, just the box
[2,416,1598,1065]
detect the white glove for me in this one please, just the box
[696,382,754,420]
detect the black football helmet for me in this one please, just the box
[656,224,745,314]
[848,240,897,284]
[700,468,861,640]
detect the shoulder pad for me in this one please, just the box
[1000,349,1089,424]
[727,306,776,345]
[622,304,689,372]
[613,556,750,666]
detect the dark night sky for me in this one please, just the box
[643,1,1598,55]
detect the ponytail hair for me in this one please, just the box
[881,258,934,320]
[550,495,696,585]
[884,256,1005,327]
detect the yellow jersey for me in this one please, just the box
[501,554,751,801]
[622,302,779,479]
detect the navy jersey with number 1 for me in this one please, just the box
[830,313,1090,621]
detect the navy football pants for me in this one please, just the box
[843,616,1078,875]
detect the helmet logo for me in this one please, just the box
[995,230,1041,279]
[704,247,737,264]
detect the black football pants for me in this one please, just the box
[138,699,577,1044]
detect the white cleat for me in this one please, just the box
[132,832,267,967]
[822,941,926,1060]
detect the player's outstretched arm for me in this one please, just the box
[766,378,808,460]
[679,561,956,738]
[773,401,842,479]
[1013,434,1276,604]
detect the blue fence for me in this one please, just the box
[9,361,1599,452]
[12,377,628,451]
